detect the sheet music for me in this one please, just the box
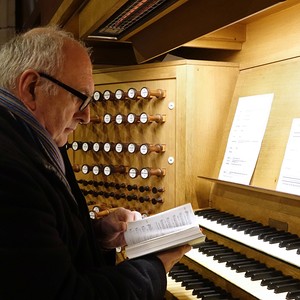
[124,203,196,245]
[218,93,274,184]
[276,118,300,195]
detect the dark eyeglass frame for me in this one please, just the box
[39,72,93,111]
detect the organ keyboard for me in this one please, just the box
[166,201,300,300]
[185,238,300,299]
[195,208,300,268]
[167,262,237,299]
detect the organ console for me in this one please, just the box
[35,0,300,298]
[67,3,300,298]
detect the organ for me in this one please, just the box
[60,1,300,299]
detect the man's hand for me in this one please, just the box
[156,244,192,273]
[94,207,141,249]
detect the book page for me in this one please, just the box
[276,118,300,195]
[218,93,273,184]
[124,203,197,245]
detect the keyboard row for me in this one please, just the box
[195,208,300,267]
[167,261,237,299]
[185,238,300,300]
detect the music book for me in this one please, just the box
[124,203,205,259]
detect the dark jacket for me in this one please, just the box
[0,106,166,300]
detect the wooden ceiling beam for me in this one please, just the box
[128,0,285,63]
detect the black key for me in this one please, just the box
[216,214,236,224]
[263,231,290,242]
[286,290,300,299]
[185,281,211,290]
[236,222,262,232]
[268,233,299,244]
[169,270,190,277]
[235,262,266,273]
[204,247,231,255]
[227,258,255,268]
[217,253,244,263]
[286,240,300,250]
[196,209,218,216]
[261,275,290,286]
[202,292,228,299]
[204,294,235,300]
[207,212,231,221]
[220,217,243,226]
[200,246,222,254]
[231,220,255,230]
[258,228,278,240]
[182,277,205,285]
[170,270,189,278]
[229,259,258,269]
[197,289,223,297]
[244,224,264,234]
[248,226,274,237]
[245,267,271,278]
[197,240,218,249]
[200,210,221,218]
[267,276,294,289]
[227,218,247,228]
[192,284,214,295]
[262,230,286,242]
[274,281,300,294]
[169,263,188,274]
[213,251,237,261]
[279,237,300,248]
[174,273,200,282]
[249,269,282,281]
[169,268,190,275]
[170,269,194,277]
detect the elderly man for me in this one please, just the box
[0,26,190,299]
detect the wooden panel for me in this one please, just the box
[69,60,239,215]
[214,57,300,190]
[228,1,300,69]
[183,24,246,51]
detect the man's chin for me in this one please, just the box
[55,136,69,148]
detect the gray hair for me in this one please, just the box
[0,25,91,93]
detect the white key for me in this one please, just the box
[167,274,198,299]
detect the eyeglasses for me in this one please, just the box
[39,72,93,111]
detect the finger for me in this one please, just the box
[133,211,142,221]
[182,244,192,254]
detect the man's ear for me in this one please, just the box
[18,69,39,110]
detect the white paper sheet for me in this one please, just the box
[218,93,274,184]
[276,118,300,195]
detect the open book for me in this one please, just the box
[124,203,206,259]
